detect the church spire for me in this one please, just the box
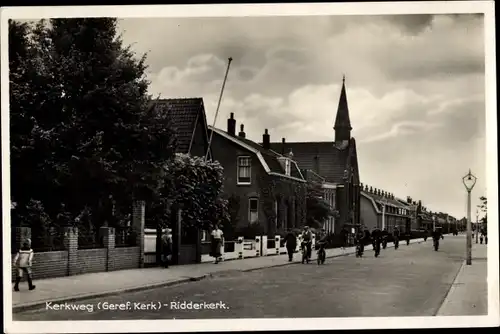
[334,75,352,142]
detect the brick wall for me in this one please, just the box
[114,247,141,270]
[11,203,145,281]
[74,248,107,275]
[11,250,68,281]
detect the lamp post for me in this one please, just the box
[432,215,436,231]
[462,169,477,265]
[380,197,388,230]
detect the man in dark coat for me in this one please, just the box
[340,226,349,249]
[284,230,297,261]
[405,230,411,245]
[161,233,172,268]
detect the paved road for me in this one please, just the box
[14,236,465,320]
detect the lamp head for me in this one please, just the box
[462,169,477,192]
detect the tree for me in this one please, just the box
[305,182,333,229]
[161,154,229,231]
[9,18,177,234]
[479,196,487,232]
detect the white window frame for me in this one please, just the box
[237,156,251,185]
[249,198,259,224]
[285,158,291,176]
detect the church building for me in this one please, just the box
[269,77,361,234]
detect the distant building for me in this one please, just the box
[269,77,361,233]
[359,185,411,232]
[208,114,307,236]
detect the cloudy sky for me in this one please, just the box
[117,13,486,219]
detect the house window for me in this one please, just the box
[285,158,291,176]
[249,198,259,224]
[237,156,251,184]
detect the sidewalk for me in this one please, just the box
[11,237,426,312]
[436,241,488,316]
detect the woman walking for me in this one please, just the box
[210,224,224,264]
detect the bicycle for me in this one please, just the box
[301,241,311,264]
[316,241,326,265]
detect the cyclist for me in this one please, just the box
[301,226,313,262]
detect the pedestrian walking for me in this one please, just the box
[284,230,297,261]
[340,226,349,250]
[210,224,224,264]
[161,232,173,268]
[13,239,36,291]
[393,226,400,249]
[405,230,411,246]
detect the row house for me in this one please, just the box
[359,185,412,233]
[208,114,307,237]
[269,77,361,234]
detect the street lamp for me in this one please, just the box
[462,169,477,266]
[380,197,388,230]
[432,215,436,231]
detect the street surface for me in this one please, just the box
[14,236,466,320]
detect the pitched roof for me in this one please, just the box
[208,126,306,183]
[334,77,352,131]
[269,140,352,184]
[151,98,209,155]
[361,190,408,209]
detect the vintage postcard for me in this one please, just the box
[2,1,498,333]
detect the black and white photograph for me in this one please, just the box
[2,2,498,333]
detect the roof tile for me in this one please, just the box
[269,141,350,183]
[152,98,204,154]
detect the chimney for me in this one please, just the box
[227,113,236,136]
[281,138,286,154]
[238,124,246,138]
[262,129,270,150]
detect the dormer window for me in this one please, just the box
[285,158,291,176]
[277,156,292,176]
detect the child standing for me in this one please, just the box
[13,239,36,291]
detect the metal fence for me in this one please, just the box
[78,227,105,249]
[30,227,66,252]
[115,227,137,248]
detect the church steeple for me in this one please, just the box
[334,75,352,142]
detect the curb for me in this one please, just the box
[13,237,428,313]
[434,260,465,316]
[12,275,207,313]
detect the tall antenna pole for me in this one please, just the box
[205,57,233,161]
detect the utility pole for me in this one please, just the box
[205,57,233,161]
[462,169,477,266]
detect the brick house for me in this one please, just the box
[208,114,307,237]
[269,77,361,234]
[359,185,412,233]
